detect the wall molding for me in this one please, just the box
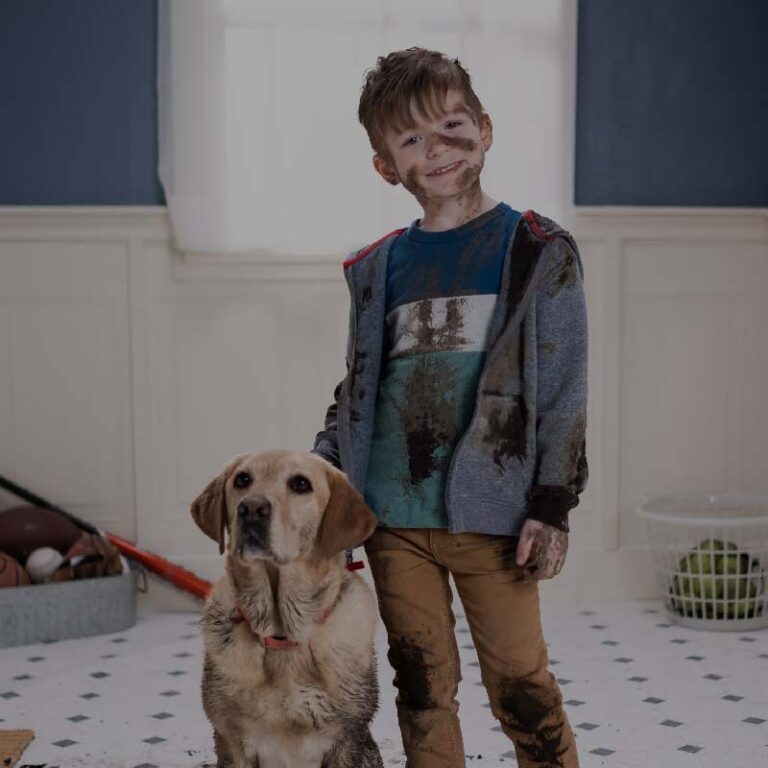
[0,207,345,281]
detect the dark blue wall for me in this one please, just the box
[3,1,766,208]
[575,1,768,206]
[0,0,163,205]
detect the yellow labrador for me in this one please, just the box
[190,450,384,768]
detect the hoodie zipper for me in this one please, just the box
[337,265,357,481]
[443,214,549,531]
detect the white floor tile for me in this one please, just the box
[1,599,766,767]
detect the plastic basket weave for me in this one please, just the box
[636,494,768,631]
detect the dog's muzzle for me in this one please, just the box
[236,496,272,555]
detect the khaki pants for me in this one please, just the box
[364,527,579,768]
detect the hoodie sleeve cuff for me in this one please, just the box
[526,485,578,532]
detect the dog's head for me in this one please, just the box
[190,451,377,564]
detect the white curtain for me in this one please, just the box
[157,0,570,256]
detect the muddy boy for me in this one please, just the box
[312,47,588,768]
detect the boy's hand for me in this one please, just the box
[515,519,569,582]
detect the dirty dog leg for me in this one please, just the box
[213,729,233,767]
[213,729,254,768]
[359,728,385,768]
[322,726,384,768]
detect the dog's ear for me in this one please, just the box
[191,456,244,555]
[315,466,377,560]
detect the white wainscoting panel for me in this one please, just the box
[572,211,768,576]
[136,235,350,586]
[0,232,135,536]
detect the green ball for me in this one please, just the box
[670,545,767,621]
[749,557,766,594]
[697,539,725,551]
[670,576,698,616]
[726,598,758,620]
[675,574,695,596]
[687,552,716,575]
[723,577,756,601]
[689,540,741,577]
[716,552,750,575]
[699,576,722,600]
[737,599,757,619]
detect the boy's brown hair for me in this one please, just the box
[358,47,486,160]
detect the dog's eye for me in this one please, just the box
[233,471,252,489]
[288,474,313,494]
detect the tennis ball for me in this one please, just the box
[716,552,750,576]
[671,541,766,620]
[698,575,722,600]
[688,551,716,575]
[722,576,756,601]
[671,575,697,616]
[727,598,759,620]
[697,539,725,550]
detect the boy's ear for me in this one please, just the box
[372,153,400,186]
[480,113,493,152]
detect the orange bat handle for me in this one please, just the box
[106,533,212,600]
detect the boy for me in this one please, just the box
[312,48,587,768]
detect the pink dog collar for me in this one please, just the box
[236,603,334,650]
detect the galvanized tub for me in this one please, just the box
[0,570,137,648]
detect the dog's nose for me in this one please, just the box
[237,497,272,521]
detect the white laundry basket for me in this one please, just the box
[636,494,768,631]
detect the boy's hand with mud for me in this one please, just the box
[516,519,569,582]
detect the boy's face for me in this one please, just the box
[372,89,493,204]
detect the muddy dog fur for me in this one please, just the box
[190,450,384,768]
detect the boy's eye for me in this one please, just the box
[402,136,419,147]
[445,120,462,128]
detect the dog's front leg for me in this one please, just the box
[230,747,257,768]
[213,729,257,768]
[213,729,233,767]
[322,728,383,768]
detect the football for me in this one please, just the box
[0,505,83,561]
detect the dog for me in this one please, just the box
[190,450,384,768]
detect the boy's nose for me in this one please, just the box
[425,133,448,156]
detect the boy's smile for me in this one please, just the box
[372,88,495,230]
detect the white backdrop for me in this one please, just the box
[157,0,572,256]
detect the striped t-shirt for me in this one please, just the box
[364,202,521,527]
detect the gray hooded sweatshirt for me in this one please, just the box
[312,209,588,537]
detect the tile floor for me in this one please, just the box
[1,597,766,768]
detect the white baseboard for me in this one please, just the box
[136,546,661,614]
